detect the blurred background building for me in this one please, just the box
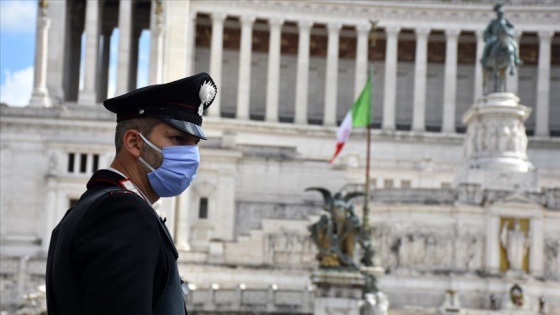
[1,0,559,314]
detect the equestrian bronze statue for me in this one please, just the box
[481,3,522,94]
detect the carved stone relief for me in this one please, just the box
[373,223,485,273]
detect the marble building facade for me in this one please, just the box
[1,0,560,314]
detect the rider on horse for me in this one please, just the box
[481,3,522,74]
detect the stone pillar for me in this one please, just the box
[324,22,342,126]
[486,215,501,274]
[129,28,142,91]
[175,188,192,251]
[185,12,197,76]
[535,30,553,137]
[97,29,112,101]
[354,22,371,99]
[78,0,101,105]
[30,1,52,107]
[163,1,190,81]
[412,27,430,132]
[509,30,522,94]
[208,12,226,117]
[116,0,133,95]
[236,15,256,120]
[530,218,544,277]
[295,20,313,125]
[442,29,460,133]
[474,30,485,100]
[46,0,68,104]
[265,18,285,122]
[149,0,165,85]
[382,26,400,130]
[42,174,57,254]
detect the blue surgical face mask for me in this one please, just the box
[138,133,200,197]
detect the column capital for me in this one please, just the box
[445,28,461,39]
[240,15,256,25]
[538,30,554,40]
[415,27,431,37]
[327,22,343,33]
[268,17,285,28]
[385,25,401,36]
[211,12,227,23]
[297,19,313,31]
[356,22,371,34]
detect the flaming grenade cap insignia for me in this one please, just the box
[198,81,217,116]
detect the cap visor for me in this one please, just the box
[160,117,207,140]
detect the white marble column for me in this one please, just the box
[185,12,197,76]
[474,30,485,100]
[175,189,192,251]
[30,1,52,107]
[97,29,111,101]
[509,30,522,94]
[163,1,190,82]
[78,0,102,105]
[535,30,553,137]
[412,27,430,132]
[208,12,226,117]
[42,174,57,253]
[324,22,342,126]
[354,22,371,99]
[265,18,285,122]
[486,215,501,274]
[236,15,256,120]
[46,0,68,104]
[442,29,460,133]
[129,29,142,91]
[149,0,165,85]
[529,218,544,277]
[382,26,400,130]
[116,0,133,95]
[295,20,313,125]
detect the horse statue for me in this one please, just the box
[481,3,522,95]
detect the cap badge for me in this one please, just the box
[198,80,217,116]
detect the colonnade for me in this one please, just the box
[36,0,557,136]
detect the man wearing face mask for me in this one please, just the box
[46,72,217,315]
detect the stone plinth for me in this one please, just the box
[312,269,365,315]
[456,92,538,192]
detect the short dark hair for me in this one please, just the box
[114,117,161,153]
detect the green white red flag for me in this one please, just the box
[329,78,372,164]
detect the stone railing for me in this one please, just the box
[186,285,313,314]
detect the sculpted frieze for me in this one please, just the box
[373,223,485,273]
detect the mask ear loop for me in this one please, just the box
[138,133,162,172]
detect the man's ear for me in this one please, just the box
[123,130,142,158]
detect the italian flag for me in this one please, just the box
[329,78,372,164]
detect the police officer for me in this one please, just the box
[46,72,217,315]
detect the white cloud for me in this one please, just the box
[0,67,34,107]
[0,1,37,34]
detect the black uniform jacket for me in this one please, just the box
[46,170,186,315]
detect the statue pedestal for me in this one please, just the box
[456,92,538,192]
[311,270,364,315]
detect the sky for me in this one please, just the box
[0,0,149,107]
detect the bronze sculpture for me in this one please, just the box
[481,3,522,94]
[306,188,365,268]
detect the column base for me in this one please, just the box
[29,91,52,108]
[78,91,98,106]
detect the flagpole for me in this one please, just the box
[362,21,377,236]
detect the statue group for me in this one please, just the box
[481,3,523,94]
[306,188,371,269]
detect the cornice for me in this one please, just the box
[191,0,560,33]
